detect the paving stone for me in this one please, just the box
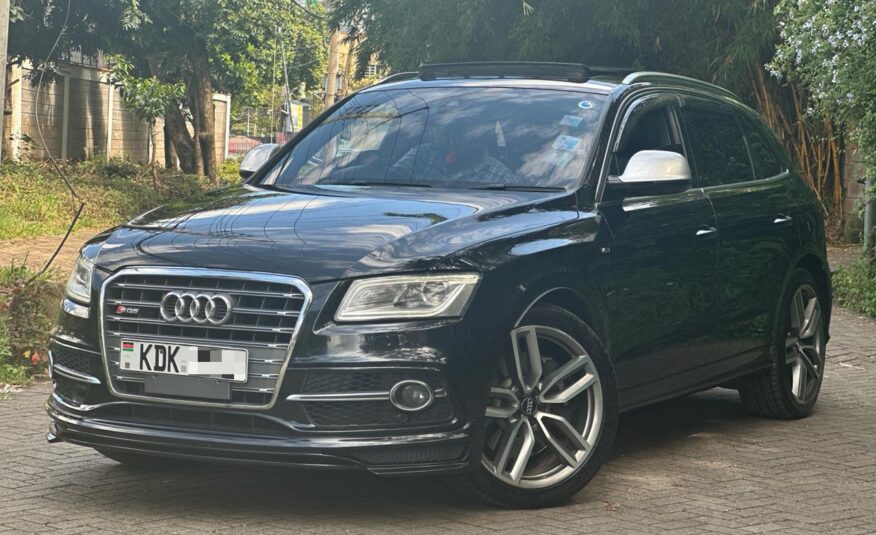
[2,306,875,534]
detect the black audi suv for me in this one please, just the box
[47,62,831,508]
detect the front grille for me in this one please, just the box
[101,269,309,407]
[303,397,454,428]
[53,375,89,404]
[298,369,455,429]
[303,370,446,394]
[93,404,292,437]
[51,343,100,377]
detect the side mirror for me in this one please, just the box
[609,150,691,197]
[239,143,281,179]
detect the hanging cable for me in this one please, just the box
[27,0,84,285]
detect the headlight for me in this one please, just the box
[335,273,480,322]
[65,255,94,304]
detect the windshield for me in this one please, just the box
[261,87,607,189]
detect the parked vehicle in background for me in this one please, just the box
[237,143,280,178]
[47,63,830,508]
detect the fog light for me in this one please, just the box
[389,380,434,412]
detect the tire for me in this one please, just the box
[738,268,827,419]
[449,303,619,508]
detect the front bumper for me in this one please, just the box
[46,268,514,474]
[47,393,472,475]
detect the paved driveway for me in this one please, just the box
[1,306,875,534]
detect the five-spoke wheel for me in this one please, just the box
[784,284,824,404]
[452,304,617,508]
[739,269,826,418]
[483,325,603,488]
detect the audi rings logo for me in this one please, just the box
[159,292,234,325]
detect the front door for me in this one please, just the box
[595,93,720,409]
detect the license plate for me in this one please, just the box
[119,340,247,382]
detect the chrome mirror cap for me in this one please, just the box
[619,150,692,184]
[609,150,692,197]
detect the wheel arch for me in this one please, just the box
[517,287,608,348]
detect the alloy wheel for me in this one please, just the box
[482,325,603,489]
[785,284,824,404]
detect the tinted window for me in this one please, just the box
[682,103,754,187]
[267,88,607,189]
[611,96,683,175]
[742,117,786,179]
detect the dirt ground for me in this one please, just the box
[0,228,104,276]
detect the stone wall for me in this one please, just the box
[843,144,867,242]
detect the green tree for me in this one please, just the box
[772,0,876,260]
[9,0,327,181]
[108,56,185,188]
[332,0,844,231]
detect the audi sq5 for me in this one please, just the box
[47,62,831,508]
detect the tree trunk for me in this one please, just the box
[164,120,178,170]
[189,91,204,177]
[187,39,217,182]
[149,120,158,189]
[164,106,197,174]
[865,178,875,262]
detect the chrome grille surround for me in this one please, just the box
[99,267,312,409]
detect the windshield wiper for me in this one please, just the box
[326,180,432,188]
[473,184,567,192]
[257,183,297,193]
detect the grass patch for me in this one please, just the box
[0,263,64,385]
[833,258,876,318]
[0,157,240,240]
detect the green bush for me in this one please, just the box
[0,364,29,386]
[833,259,876,318]
[0,157,240,240]
[0,263,64,384]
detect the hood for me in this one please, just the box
[94,184,578,282]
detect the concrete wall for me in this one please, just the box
[213,95,229,165]
[17,71,64,160]
[3,61,229,165]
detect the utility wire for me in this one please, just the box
[28,0,84,285]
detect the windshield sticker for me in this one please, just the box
[545,151,574,168]
[495,121,507,147]
[553,135,581,151]
[577,100,594,110]
[559,115,584,128]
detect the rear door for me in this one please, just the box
[596,93,721,408]
[679,96,798,372]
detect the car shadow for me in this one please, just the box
[53,388,763,516]
[610,387,757,458]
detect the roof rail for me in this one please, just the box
[622,71,737,99]
[418,62,634,83]
[374,71,419,85]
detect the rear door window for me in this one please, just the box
[681,100,754,187]
[740,116,787,179]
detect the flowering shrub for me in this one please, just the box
[0,263,63,383]
[772,0,876,256]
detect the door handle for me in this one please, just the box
[773,214,793,225]
[695,226,718,238]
